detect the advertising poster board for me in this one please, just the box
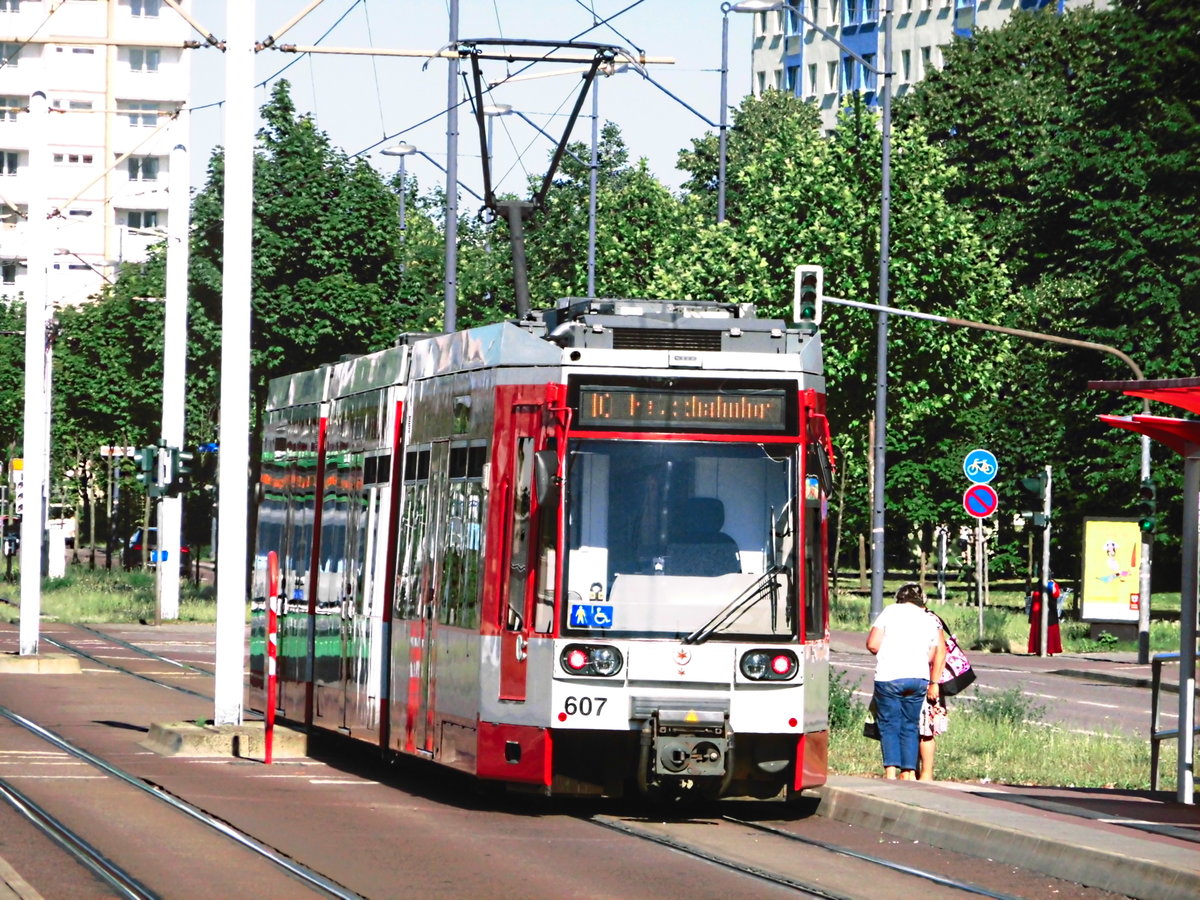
[1081,518,1142,623]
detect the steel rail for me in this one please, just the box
[723,815,1023,900]
[0,776,157,900]
[0,705,357,899]
[589,813,839,898]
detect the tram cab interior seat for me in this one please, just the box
[666,497,741,577]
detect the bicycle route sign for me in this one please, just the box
[963,448,998,485]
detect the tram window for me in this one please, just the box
[467,445,487,478]
[438,482,483,629]
[405,448,431,482]
[505,438,534,631]
[803,467,828,641]
[449,445,468,478]
[364,456,377,484]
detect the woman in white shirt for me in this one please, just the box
[866,582,945,780]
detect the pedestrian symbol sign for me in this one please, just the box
[569,604,614,629]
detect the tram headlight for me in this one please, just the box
[560,644,624,677]
[740,649,798,681]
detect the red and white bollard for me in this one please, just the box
[265,551,279,765]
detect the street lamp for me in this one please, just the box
[482,103,512,181]
[381,142,417,232]
[719,1,783,223]
[734,1,895,617]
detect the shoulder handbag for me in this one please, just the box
[939,629,976,696]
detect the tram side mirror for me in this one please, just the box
[533,450,561,505]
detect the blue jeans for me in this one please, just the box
[873,678,927,772]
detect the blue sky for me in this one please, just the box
[188,1,759,196]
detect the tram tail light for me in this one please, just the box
[560,644,624,677]
[740,649,798,681]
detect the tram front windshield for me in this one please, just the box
[563,439,797,640]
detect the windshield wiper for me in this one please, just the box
[682,565,784,645]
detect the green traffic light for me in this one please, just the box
[1136,478,1156,533]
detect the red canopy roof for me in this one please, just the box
[1091,378,1200,454]
[1098,414,1200,457]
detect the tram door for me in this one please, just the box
[413,441,450,753]
[499,404,544,702]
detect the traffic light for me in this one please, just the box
[165,447,195,496]
[793,265,823,329]
[1019,473,1048,527]
[135,445,159,496]
[1136,478,1157,534]
[12,475,23,519]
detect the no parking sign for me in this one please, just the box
[963,483,999,518]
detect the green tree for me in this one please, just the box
[898,1,1200,575]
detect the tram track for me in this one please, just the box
[588,811,1027,899]
[0,704,361,899]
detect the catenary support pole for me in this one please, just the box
[443,0,459,332]
[157,141,190,621]
[214,3,255,726]
[19,91,49,656]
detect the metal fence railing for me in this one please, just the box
[1149,651,1199,798]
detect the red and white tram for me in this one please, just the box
[249,297,833,800]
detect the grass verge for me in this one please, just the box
[830,673,1192,792]
[1,567,219,625]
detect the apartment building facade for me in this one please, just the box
[0,0,191,307]
[747,0,1110,133]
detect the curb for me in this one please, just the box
[807,780,1200,900]
[0,653,81,675]
[141,721,310,760]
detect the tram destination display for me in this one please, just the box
[577,384,789,432]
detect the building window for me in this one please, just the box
[0,42,22,67]
[921,45,932,76]
[0,96,19,122]
[68,209,92,218]
[807,63,817,95]
[0,151,16,175]
[129,48,161,72]
[756,71,766,95]
[54,152,95,165]
[1,260,18,285]
[0,203,21,222]
[128,156,159,181]
[126,210,159,229]
[827,60,839,92]
[901,50,911,82]
[0,1,22,14]
[120,101,160,127]
[53,99,95,111]
[863,0,878,22]
[131,0,161,17]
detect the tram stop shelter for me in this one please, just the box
[1091,377,1199,804]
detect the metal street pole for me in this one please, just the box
[718,3,733,223]
[588,80,599,297]
[381,142,417,231]
[718,1,780,224]
[19,90,49,656]
[158,141,190,621]
[871,0,894,621]
[214,2,255,726]
[443,0,460,333]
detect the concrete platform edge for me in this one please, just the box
[0,654,80,675]
[141,721,310,760]
[807,779,1200,900]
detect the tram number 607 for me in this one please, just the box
[563,696,607,717]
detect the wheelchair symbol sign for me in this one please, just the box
[963,449,998,485]
[569,604,614,629]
